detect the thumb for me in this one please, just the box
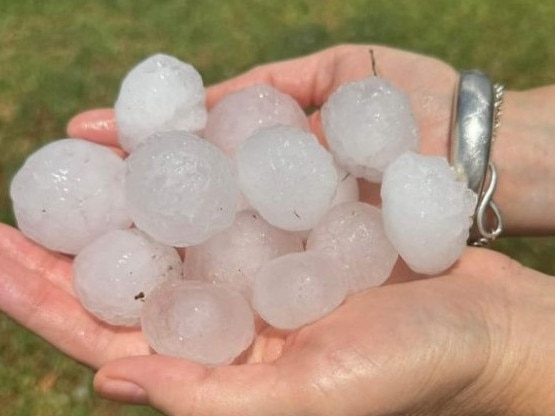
[94,355,301,416]
[66,108,118,146]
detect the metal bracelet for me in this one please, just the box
[450,70,504,246]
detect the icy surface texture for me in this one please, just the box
[184,210,304,292]
[307,201,398,293]
[204,84,310,157]
[10,139,131,255]
[236,125,337,231]
[73,228,182,327]
[141,281,254,365]
[253,251,347,330]
[115,54,207,152]
[321,76,419,182]
[381,152,477,275]
[125,131,239,247]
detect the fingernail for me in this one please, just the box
[97,379,148,404]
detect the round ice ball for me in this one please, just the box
[321,76,419,183]
[236,125,337,231]
[73,228,182,327]
[115,53,207,152]
[10,139,131,255]
[253,251,347,330]
[184,210,304,292]
[381,151,477,275]
[204,84,310,157]
[125,130,239,247]
[141,280,255,365]
[306,201,398,294]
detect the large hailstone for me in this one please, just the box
[204,84,310,157]
[381,151,477,275]
[321,76,419,182]
[306,201,398,294]
[183,210,304,292]
[236,125,337,231]
[73,228,182,327]
[115,53,207,152]
[10,139,131,255]
[141,280,255,366]
[253,251,347,330]
[125,131,239,247]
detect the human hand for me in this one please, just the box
[3,217,554,415]
[93,247,555,416]
[2,43,454,374]
[3,44,555,415]
[67,45,555,414]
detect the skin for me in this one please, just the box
[2,44,555,415]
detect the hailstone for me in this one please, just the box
[73,228,182,327]
[253,251,347,330]
[307,201,398,293]
[10,139,131,255]
[381,151,477,274]
[183,210,304,292]
[115,53,207,152]
[204,84,310,157]
[125,130,239,246]
[141,280,255,365]
[321,76,419,182]
[236,125,337,231]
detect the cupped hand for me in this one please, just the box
[93,248,555,416]
[4,44,555,415]
[3,217,554,415]
[2,44,456,371]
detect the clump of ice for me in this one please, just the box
[252,251,347,330]
[125,130,239,247]
[381,151,477,274]
[141,280,254,366]
[321,76,419,182]
[184,210,304,293]
[73,228,182,327]
[115,54,207,152]
[236,125,337,231]
[307,201,398,293]
[204,84,310,157]
[10,139,131,255]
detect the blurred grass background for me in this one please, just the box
[1,0,555,414]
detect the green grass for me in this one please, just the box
[1,1,555,414]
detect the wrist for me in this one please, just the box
[491,87,555,235]
[458,261,555,415]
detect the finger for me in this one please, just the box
[206,44,368,110]
[0,224,74,294]
[66,108,118,146]
[0,246,149,368]
[95,355,301,416]
[0,226,150,368]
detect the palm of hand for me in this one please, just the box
[0,224,151,368]
[0,218,517,415]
